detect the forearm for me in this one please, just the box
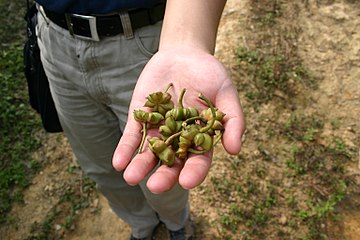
[159,0,226,54]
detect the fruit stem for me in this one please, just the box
[198,94,216,133]
[138,122,148,154]
[164,82,173,93]
[165,131,182,146]
[178,88,186,108]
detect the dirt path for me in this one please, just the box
[1,0,359,239]
[295,1,360,239]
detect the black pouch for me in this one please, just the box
[23,3,63,133]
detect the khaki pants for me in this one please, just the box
[37,11,189,238]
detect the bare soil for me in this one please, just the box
[1,0,359,239]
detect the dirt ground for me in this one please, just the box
[1,0,359,239]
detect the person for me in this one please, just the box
[35,0,245,239]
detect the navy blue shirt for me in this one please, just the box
[36,0,164,14]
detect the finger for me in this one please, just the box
[123,148,159,185]
[222,114,245,154]
[216,84,246,154]
[112,120,142,171]
[178,151,213,190]
[146,159,184,194]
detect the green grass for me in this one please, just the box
[209,112,354,239]
[235,0,316,108]
[236,47,316,105]
[0,0,42,223]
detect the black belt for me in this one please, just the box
[42,3,165,41]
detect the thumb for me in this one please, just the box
[216,84,246,155]
[112,120,142,171]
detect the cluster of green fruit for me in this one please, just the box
[133,83,225,167]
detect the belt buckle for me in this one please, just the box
[65,13,100,41]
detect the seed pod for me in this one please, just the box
[199,108,211,121]
[144,92,162,107]
[164,109,172,119]
[175,125,200,159]
[164,88,190,121]
[204,120,224,135]
[158,147,175,166]
[193,132,205,146]
[200,108,225,121]
[194,132,213,151]
[165,108,187,121]
[157,102,175,116]
[175,147,188,159]
[159,125,173,138]
[181,125,200,142]
[133,109,149,123]
[185,107,199,118]
[144,92,174,115]
[145,92,172,106]
[178,136,192,149]
[148,137,167,154]
[147,112,164,125]
[211,120,224,131]
[159,117,182,140]
[165,117,177,132]
[215,110,226,121]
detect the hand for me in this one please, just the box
[112,47,245,194]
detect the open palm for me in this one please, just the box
[112,48,245,194]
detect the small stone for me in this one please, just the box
[55,224,62,231]
[279,215,287,225]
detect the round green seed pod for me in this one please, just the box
[178,136,192,149]
[148,137,167,154]
[167,108,187,121]
[164,117,177,132]
[133,109,149,123]
[181,125,200,142]
[193,132,205,146]
[144,92,174,115]
[159,125,173,138]
[159,147,175,166]
[158,102,174,116]
[194,133,213,151]
[147,112,164,125]
[185,107,199,118]
[200,108,225,121]
[199,133,213,151]
[210,120,224,131]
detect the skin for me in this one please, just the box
[112,0,246,194]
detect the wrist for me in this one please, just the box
[158,0,226,55]
[159,41,214,56]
